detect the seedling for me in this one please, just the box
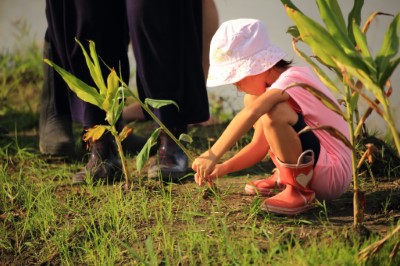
[44,38,193,190]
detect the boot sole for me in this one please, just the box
[39,142,75,156]
[244,184,282,196]
[261,196,316,215]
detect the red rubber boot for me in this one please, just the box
[262,150,316,215]
[244,150,285,196]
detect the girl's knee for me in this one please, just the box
[265,102,298,126]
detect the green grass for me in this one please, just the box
[1,28,400,265]
[1,153,400,265]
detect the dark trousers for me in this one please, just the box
[45,0,209,128]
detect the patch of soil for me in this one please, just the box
[173,173,400,235]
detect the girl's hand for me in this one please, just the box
[194,163,226,186]
[192,150,218,186]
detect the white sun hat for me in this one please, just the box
[207,18,287,87]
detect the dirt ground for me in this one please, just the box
[172,169,400,235]
[174,124,400,238]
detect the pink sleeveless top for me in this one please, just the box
[270,66,352,200]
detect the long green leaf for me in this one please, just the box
[316,0,357,57]
[75,38,107,95]
[285,5,369,74]
[145,98,179,110]
[114,87,126,125]
[44,59,104,108]
[291,39,342,96]
[375,14,400,74]
[352,20,376,75]
[352,21,373,59]
[325,0,347,30]
[378,57,400,88]
[280,0,302,13]
[136,128,161,172]
[285,6,335,68]
[103,69,119,112]
[88,40,107,95]
[347,0,364,43]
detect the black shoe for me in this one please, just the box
[117,121,158,156]
[147,127,188,182]
[39,41,74,156]
[72,132,122,185]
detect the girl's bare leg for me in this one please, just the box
[262,102,302,164]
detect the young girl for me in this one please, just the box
[192,18,352,215]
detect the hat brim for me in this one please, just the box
[206,46,287,87]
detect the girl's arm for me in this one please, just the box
[209,114,269,179]
[192,89,289,179]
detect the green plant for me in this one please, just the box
[280,0,399,228]
[44,38,193,190]
[280,0,400,260]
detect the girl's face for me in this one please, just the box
[234,69,275,96]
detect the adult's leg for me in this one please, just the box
[45,0,130,127]
[122,0,218,125]
[126,0,210,180]
[126,0,209,126]
[39,36,74,156]
[44,0,131,184]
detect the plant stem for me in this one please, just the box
[345,86,360,227]
[111,127,130,188]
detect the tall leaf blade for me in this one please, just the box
[352,20,373,59]
[103,69,119,111]
[352,20,376,74]
[375,14,400,73]
[44,59,104,108]
[316,0,359,57]
[145,98,179,110]
[280,0,302,13]
[114,87,126,125]
[88,40,108,95]
[325,0,347,30]
[291,39,343,95]
[136,128,161,172]
[347,0,364,43]
[378,57,400,88]
[75,38,107,95]
[285,6,369,74]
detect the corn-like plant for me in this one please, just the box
[280,0,399,228]
[44,39,194,190]
[280,0,400,260]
